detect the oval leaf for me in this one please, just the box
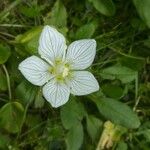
[86,115,102,141]
[75,22,97,39]
[94,97,140,129]
[100,65,138,83]
[66,122,84,150]
[0,102,24,133]
[133,0,150,28]
[60,96,86,129]
[44,0,67,28]
[0,44,11,64]
[88,0,116,16]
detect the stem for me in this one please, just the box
[19,121,47,138]
[133,72,140,112]
[0,24,30,28]
[0,31,15,38]
[2,64,12,100]
[16,87,38,140]
[92,59,116,66]
[135,73,138,100]
[16,101,30,140]
[133,96,141,112]
[108,46,145,60]
[0,0,22,23]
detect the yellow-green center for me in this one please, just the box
[48,59,71,83]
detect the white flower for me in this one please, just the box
[18,25,99,108]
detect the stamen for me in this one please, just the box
[49,58,70,82]
[62,67,69,78]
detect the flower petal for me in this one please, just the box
[66,39,96,70]
[38,25,67,64]
[18,56,53,86]
[43,79,70,108]
[68,71,99,95]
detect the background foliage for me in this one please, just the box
[0,0,150,149]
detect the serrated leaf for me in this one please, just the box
[100,65,138,83]
[92,97,140,129]
[88,0,116,16]
[0,102,24,133]
[0,44,11,64]
[66,122,83,150]
[60,97,86,129]
[133,0,150,28]
[86,115,102,141]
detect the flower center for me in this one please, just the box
[49,58,71,82]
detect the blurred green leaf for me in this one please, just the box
[86,115,102,141]
[102,84,124,99]
[100,64,138,83]
[34,89,45,108]
[60,97,86,129]
[133,0,150,28]
[66,122,83,150]
[88,0,116,16]
[44,0,67,28]
[19,5,44,18]
[131,17,147,30]
[0,44,11,64]
[26,114,42,129]
[46,119,64,144]
[15,26,42,55]
[0,102,24,133]
[0,70,7,91]
[119,57,145,71]
[93,97,140,129]
[15,81,37,105]
[75,22,97,39]
[0,133,10,149]
[136,121,150,141]
[116,141,128,150]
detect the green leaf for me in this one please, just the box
[100,65,138,83]
[26,114,42,129]
[0,70,7,91]
[75,22,97,39]
[0,133,10,149]
[0,44,11,64]
[34,89,45,108]
[137,121,150,141]
[19,5,43,18]
[93,97,140,129]
[44,0,67,28]
[0,102,24,133]
[60,96,86,129]
[86,115,102,141]
[15,81,37,105]
[15,26,42,55]
[102,84,124,99]
[66,122,84,150]
[88,0,116,16]
[119,56,145,71]
[133,0,150,28]
[116,141,128,150]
